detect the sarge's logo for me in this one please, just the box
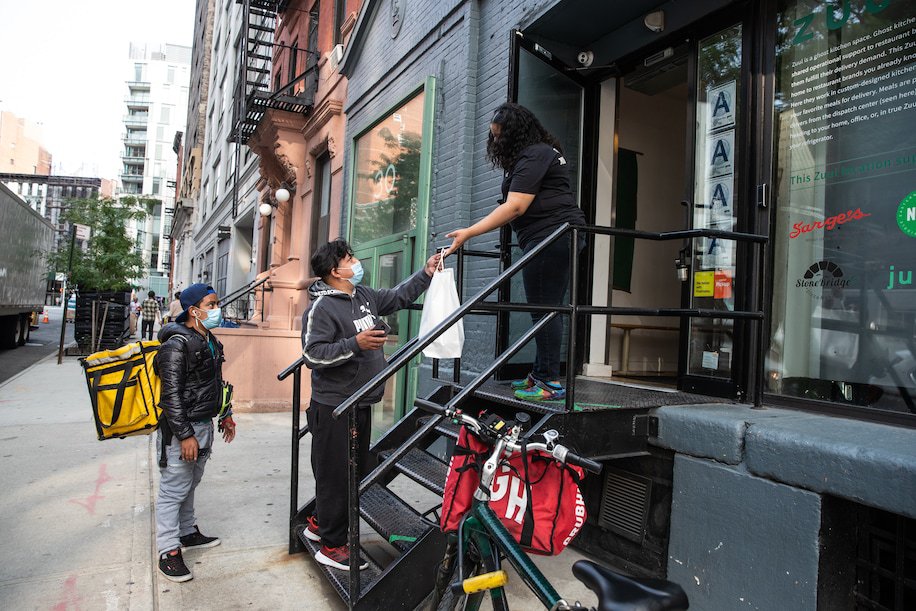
[789,208,871,239]
[796,260,850,299]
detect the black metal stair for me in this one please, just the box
[287,397,454,610]
[359,484,435,553]
[377,446,448,496]
[294,526,385,600]
[280,220,764,609]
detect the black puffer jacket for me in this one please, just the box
[154,323,225,440]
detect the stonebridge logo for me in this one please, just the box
[789,208,871,239]
[796,260,850,299]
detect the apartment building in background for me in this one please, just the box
[121,42,191,297]
[171,0,360,410]
[188,0,262,307]
[172,0,216,296]
[0,110,52,176]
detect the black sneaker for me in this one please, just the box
[179,525,221,550]
[159,548,192,582]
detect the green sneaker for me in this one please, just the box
[510,374,536,391]
[514,379,566,401]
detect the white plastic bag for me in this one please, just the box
[418,264,465,359]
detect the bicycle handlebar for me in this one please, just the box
[431,405,602,475]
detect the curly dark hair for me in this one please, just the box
[486,103,562,172]
[311,238,354,279]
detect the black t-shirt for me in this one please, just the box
[501,142,586,250]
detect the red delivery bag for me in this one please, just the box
[440,426,587,556]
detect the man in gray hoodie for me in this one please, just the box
[301,238,441,570]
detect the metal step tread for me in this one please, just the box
[296,525,383,604]
[360,484,434,552]
[377,447,447,496]
[473,377,725,412]
[417,414,460,440]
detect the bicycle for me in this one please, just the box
[424,405,689,611]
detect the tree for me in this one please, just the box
[47,196,151,291]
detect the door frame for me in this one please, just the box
[351,239,414,438]
[505,2,770,400]
[675,2,765,400]
[498,30,600,380]
[346,76,438,430]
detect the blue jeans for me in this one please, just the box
[521,235,584,383]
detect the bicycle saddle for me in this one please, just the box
[572,560,689,611]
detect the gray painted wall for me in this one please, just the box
[657,403,916,608]
[340,0,557,377]
[668,454,820,610]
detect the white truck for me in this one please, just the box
[0,182,55,348]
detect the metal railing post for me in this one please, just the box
[566,228,579,412]
[347,403,360,606]
[290,366,302,553]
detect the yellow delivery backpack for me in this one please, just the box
[81,340,165,440]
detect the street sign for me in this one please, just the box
[74,224,91,241]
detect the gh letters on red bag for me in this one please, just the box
[440,426,587,556]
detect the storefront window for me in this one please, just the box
[351,91,426,245]
[770,0,916,414]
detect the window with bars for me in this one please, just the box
[821,495,916,611]
[855,506,916,610]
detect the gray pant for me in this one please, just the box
[156,420,213,555]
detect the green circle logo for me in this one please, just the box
[898,191,916,238]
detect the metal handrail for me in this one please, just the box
[220,276,270,323]
[330,223,767,420]
[221,275,270,306]
[330,222,575,420]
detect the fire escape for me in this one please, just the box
[229,0,318,146]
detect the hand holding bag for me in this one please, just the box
[418,257,465,359]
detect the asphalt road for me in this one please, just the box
[0,305,73,385]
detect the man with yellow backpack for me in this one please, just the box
[153,283,236,583]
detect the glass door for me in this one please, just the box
[353,240,414,441]
[501,34,589,377]
[348,78,436,439]
[683,22,747,395]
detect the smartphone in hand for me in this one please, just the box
[373,318,391,335]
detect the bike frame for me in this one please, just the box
[456,502,567,611]
[451,432,574,611]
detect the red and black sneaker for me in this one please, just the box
[315,544,369,571]
[304,515,321,542]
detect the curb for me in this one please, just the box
[0,343,78,391]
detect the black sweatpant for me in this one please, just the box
[142,318,155,340]
[521,234,584,382]
[306,400,371,548]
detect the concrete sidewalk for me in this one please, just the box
[0,356,596,610]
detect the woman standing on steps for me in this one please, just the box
[444,102,586,401]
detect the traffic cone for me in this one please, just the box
[41,310,50,324]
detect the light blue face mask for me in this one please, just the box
[198,307,223,330]
[344,261,364,286]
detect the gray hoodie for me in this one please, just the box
[301,268,432,406]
